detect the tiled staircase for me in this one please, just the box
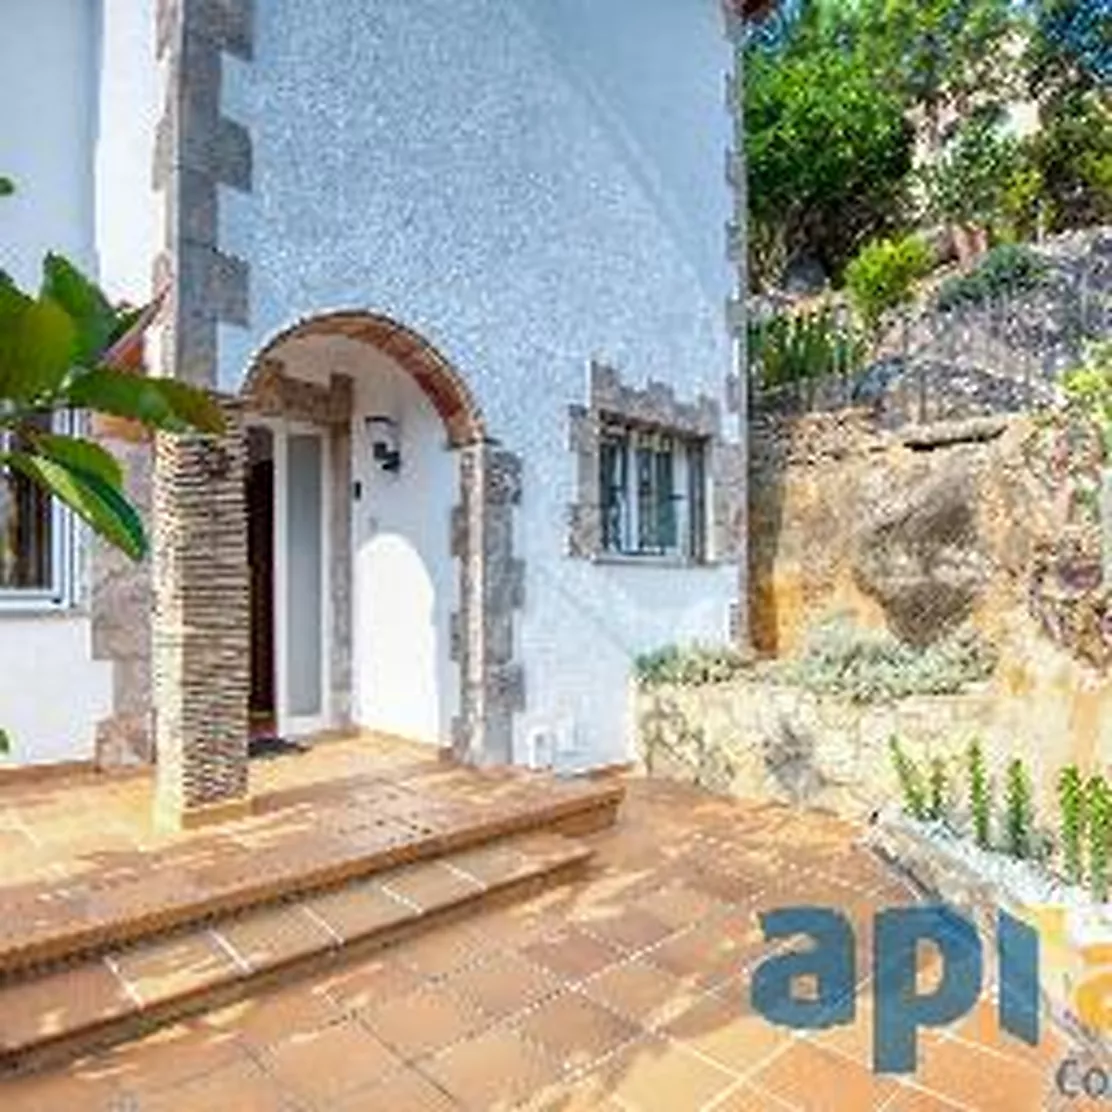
[0,770,623,1079]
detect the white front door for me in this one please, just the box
[272,421,331,737]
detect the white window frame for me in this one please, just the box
[598,420,709,563]
[0,410,77,612]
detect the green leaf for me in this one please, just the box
[0,176,13,197]
[0,284,76,401]
[25,431,123,489]
[148,379,226,435]
[0,727,9,755]
[40,253,117,366]
[106,305,144,348]
[3,450,146,561]
[63,368,187,432]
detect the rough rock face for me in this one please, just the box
[853,452,988,646]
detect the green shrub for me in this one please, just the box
[889,736,928,820]
[634,643,750,688]
[1058,764,1086,885]
[748,306,867,391]
[779,617,997,704]
[936,244,1049,311]
[969,738,991,850]
[1032,92,1112,233]
[1004,758,1034,859]
[922,113,1025,231]
[1062,341,1112,455]
[845,234,933,333]
[1087,774,1112,901]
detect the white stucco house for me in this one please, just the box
[0,0,760,825]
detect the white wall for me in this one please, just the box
[219,0,739,768]
[351,357,459,746]
[94,0,159,304]
[0,0,116,764]
[272,336,459,746]
[0,0,99,285]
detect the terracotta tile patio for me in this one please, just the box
[0,741,1087,1110]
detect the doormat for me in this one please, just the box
[248,735,310,760]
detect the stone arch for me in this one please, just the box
[239,309,523,767]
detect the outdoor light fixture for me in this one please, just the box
[364,415,401,473]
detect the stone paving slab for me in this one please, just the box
[0,775,1087,1111]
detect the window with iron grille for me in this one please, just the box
[598,420,708,561]
[0,412,74,607]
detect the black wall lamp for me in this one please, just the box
[364,415,401,473]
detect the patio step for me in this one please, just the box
[0,774,622,978]
[0,829,594,1079]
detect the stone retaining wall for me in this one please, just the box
[636,663,1112,825]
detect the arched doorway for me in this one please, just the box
[239,311,523,764]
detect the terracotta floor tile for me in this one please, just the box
[421,1026,564,1111]
[952,993,1067,1069]
[635,884,728,930]
[0,1069,122,1112]
[93,1020,247,1096]
[663,991,792,1078]
[463,904,561,951]
[109,929,237,1005]
[0,960,133,1051]
[573,906,676,954]
[749,1039,900,1111]
[914,1033,1047,1111]
[319,952,424,1012]
[447,842,531,886]
[381,861,483,910]
[709,1080,801,1110]
[522,927,624,983]
[804,981,878,1068]
[300,880,413,942]
[583,959,698,1029]
[395,922,493,979]
[589,1034,737,1112]
[880,1082,969,1111]
[359,984,487,1060]
[214,902,334,971]
[333,1065,459,1110]
[132,1056,289,1112]
[514,991,641,1071]
[646,923,753,989]
[521,1071,625,1111]
[198,980,344,1049]
[444,950,562,1020]
[260,1017,401,1104]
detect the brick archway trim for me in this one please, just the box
[242,311,486,449]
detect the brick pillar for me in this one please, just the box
[152,398,251,829]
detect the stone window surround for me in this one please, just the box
[568,360,743,571]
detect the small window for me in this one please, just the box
[598,421,708,561]
[0,413,73,607]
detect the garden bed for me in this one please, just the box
[865,807,1112,1065]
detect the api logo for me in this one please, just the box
[749,905,1040,1074]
